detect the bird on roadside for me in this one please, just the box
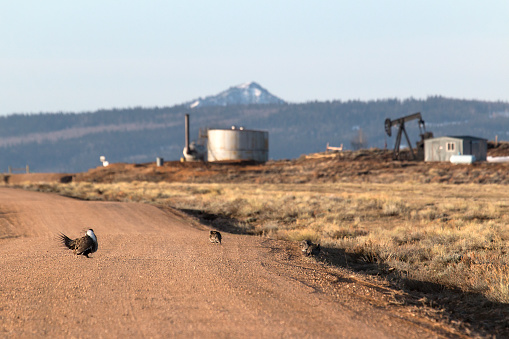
[300,239,320,256]
[58,229,98,258]
[209,230,222,244]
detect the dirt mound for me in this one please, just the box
[1,173,73,185]
[3,145,509,186]
[66,146,509,185]
[488,140,509,156]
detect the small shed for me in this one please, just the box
[424,136,487,162]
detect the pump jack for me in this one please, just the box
[384,112,433,160]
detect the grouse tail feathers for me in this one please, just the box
[58,233,75,250]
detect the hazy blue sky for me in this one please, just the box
[1,1,508,115]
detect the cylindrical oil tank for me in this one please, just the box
[207,128,268,162]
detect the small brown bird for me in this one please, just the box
[58,229,98,258]
[209,230,222,244]
[300,240,320,256]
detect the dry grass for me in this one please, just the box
[10,181,509,303]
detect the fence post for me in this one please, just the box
[8,166,12,174]
[26,165,30,174]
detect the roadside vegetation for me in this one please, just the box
[12,180,509,305]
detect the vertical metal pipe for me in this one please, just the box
[185,114,190,151]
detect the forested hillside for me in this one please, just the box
[0,97,508,173]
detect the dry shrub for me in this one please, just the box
[256,222,281,237]
[462,203,499,221]
[285,228,321,242]
[381,198,408,216]
[415,208,438,221]
[322,222,367,239]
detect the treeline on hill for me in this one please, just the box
[0,97,508,173]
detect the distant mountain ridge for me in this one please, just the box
[187,82,286,108]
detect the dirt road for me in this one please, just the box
[0,188,461,338]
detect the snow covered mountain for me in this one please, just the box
[187,82,286,108]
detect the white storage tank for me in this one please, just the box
[207,128,268,162]
[450,154,476,164]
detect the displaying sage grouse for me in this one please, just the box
[58,229,98,258]
[209,230,222,244]
[300,240,320,256]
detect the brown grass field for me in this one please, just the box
[3,144,509,335]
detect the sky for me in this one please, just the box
[1,1,508,115]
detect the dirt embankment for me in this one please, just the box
[71,142,509,185]
[2,142,509,186]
